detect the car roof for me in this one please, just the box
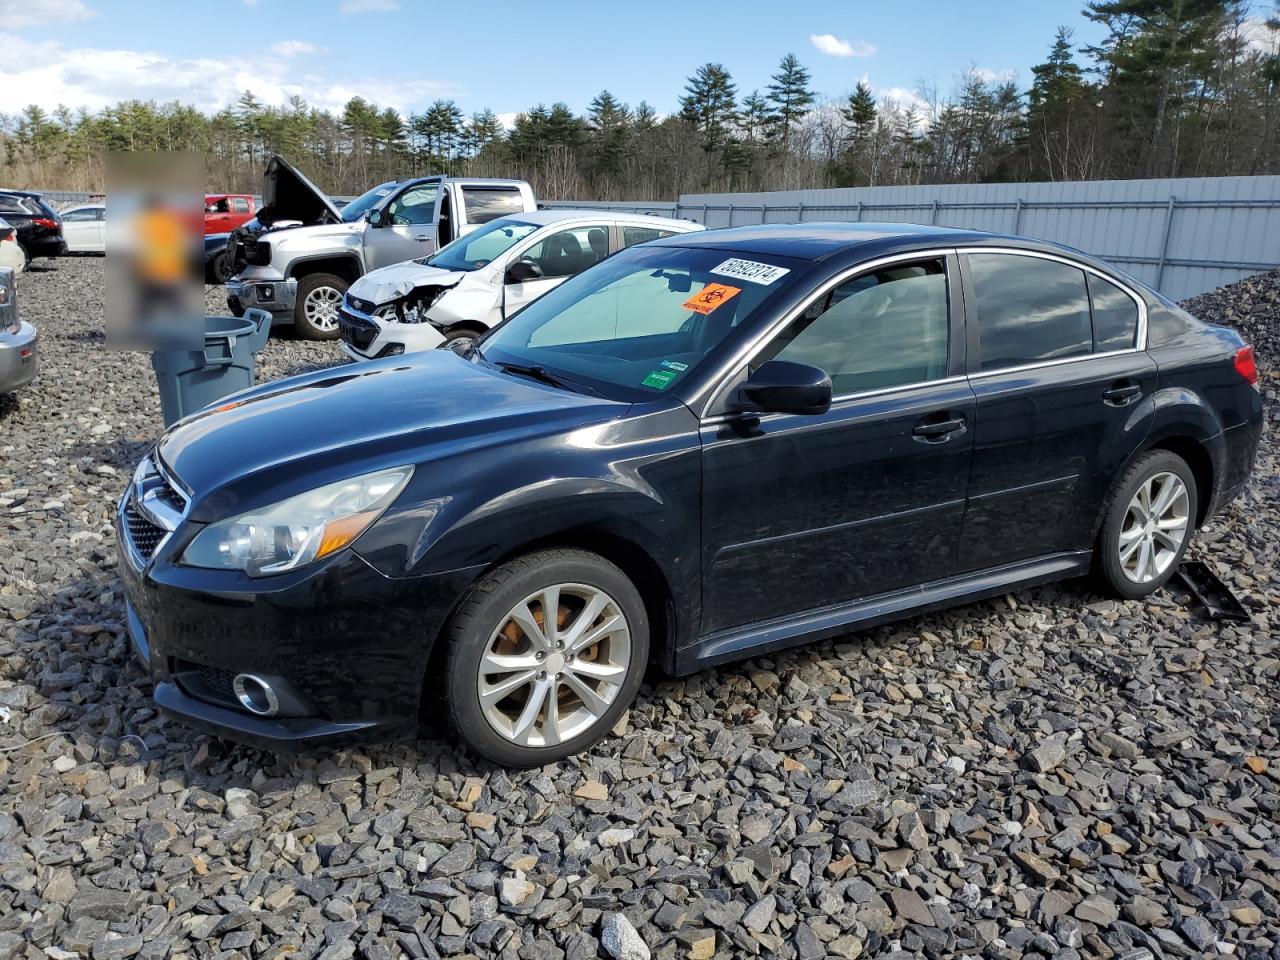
[499,208,700,230]
[647,221,1017,260]
[63,203,104,210]
[0,189,42,198]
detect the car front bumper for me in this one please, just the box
[338,301,446,360]
[116,487,483,750]
[0,321,38,392]
[227,277,297,319]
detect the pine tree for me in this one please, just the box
[738,90,770,142]
[679,63,738,153]
[842,81,877,144]
[765,53,815,149]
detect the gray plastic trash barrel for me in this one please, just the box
[150,309,272,426]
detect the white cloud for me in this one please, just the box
[0,31,452,116]
[810,33,876,58]
[493,111,520,131]
[1240,16,1278,54]
[270,40,322,58]
[972,67,1015,84]
[339,0,398,12]
[0,0,94,28]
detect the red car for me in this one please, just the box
[204,194,256,235]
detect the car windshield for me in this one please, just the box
[479,245,802,401]
[427,219,541,272]
[340,182,398,223]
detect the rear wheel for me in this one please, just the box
[441,549,648,766]
[18,242,31,268]
[293,272,347,340]
[1097,450,1197,599]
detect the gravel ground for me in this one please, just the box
[1,256,1277,960]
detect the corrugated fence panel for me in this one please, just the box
[665,176,1280,299]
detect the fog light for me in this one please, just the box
[257,284,274,302]
[233,673,280,716]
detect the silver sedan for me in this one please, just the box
[0,267,37,394]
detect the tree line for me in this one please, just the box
[2,0,1276,201]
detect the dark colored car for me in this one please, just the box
[204,233,233,284]
[0,190,65,264]
[116,223,1263,766]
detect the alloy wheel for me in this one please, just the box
[476,583,631,747]
[1118,471,1190,584]
[303,286,342,331]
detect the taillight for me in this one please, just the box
[31,217,59,230]
[1234,345,1258,386]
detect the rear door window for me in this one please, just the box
[1087,274,1139,352]
[621,226,678,247]
[461,187,524,224]
[968,253,1093,371]
[230,197,250,214]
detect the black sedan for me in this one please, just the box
[117,223,1262,766]
[0,190,65,264]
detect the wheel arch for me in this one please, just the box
[288,254,362,285]
[421,527,681,686]
[1140,434,1215,527]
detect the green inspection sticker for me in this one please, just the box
[641,369,677,389]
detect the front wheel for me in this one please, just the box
[441,549,649,767]
[1097,450,1197,599]
[210,250,234,285]
[438,327,482,354]
[293,272,347,340]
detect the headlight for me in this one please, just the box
[373,304,400,323]
[182,466,413,576]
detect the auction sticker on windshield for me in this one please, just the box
[710,258,790,285]
[682,283,741,314]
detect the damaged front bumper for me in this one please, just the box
[338,297,446,360]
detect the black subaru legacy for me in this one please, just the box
[117,223,1262,767]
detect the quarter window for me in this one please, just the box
[1088,274,1139,352]
[462,187,524,224]
[757,259,950,395]
[969,253,1092,371]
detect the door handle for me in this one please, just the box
[912,417,966,441]
[413,237,432,242]
[1102,382,1142,405]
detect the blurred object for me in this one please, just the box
[61,203,107,254]
[0,190,65,266]
[0,267,38,395]
[0,217,25,275]
[150,309,272,426]
[106,152,203,350]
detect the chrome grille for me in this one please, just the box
[124,494,165,559]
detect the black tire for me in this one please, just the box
[438,326,483,353]
[18,242,31,268]
[211,250,234,285]
[441,548,649,767]
[293,272,347,341]
[1096,449,1198,600]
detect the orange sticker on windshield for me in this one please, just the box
[683,283,741,314]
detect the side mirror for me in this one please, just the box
[737,360,832,416]
[505,259,543,284]
[368,208,388,227]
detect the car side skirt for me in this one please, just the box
[676,550,1092,674]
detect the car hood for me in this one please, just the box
[157,350,626,521]
[348,261,467,306]
[258,155,343,227]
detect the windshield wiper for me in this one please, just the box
[494,361,603,397]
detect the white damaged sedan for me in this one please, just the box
[337,209,703,359]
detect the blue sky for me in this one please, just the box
[1,0,1115,121]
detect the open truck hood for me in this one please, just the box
[257,155,343,227]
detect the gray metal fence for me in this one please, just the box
[548,175,1280,300]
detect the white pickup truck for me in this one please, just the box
[225,156,537,339]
